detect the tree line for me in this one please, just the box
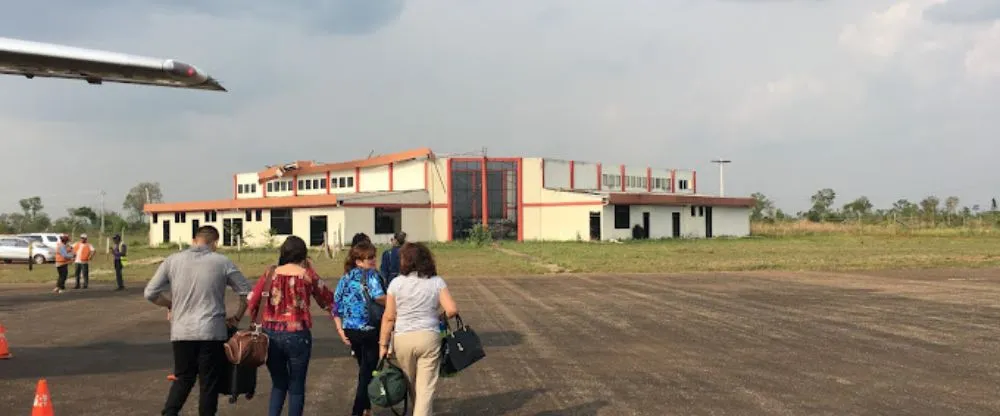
[0,182,164,236]
[752,188,999,226]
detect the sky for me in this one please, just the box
[2,0,1000,217]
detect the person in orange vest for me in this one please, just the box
[52,233,75,293]
[72,233,95,289]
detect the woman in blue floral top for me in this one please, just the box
[333,241,386,416]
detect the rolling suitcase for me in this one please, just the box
[219,326,259,404]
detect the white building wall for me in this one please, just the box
[295,173,329,196]
[712,206,751,237]
[574,162,599,190]
[542,159,572,189]
[329,169,356,194]
[401,208,434,243]
[393,160,425,191]
[360,165,390,193]
[681,205,707,238]
[235,173,263,199]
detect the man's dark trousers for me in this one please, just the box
[113,259,124,289]
[55,265,69,290]
[74,263,89,289]
[162,340,225,416]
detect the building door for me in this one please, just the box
[162,221,171,244]
[309,215,328,247]
[589,212,601,240]
[642,212,651,239]
[223,219,244,246]
[671,212,681,238]
[191,219,200,240]
[705,207,713,238]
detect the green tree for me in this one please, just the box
[807,188,836,222]
[68,206,99,226]
[123,182,163,222]
[750,192,776,221]
[842,196,873,220]
[920,196,940,225]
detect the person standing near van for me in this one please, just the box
[111,234,127,291]
[72,233,95,289]
[52,234,74,293]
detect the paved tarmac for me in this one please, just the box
[2,269,1000,415]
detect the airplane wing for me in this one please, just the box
[0,37,225,91]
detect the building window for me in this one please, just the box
[267,182,273,193]
[374,208,401,235]
[339,177,346,188]
[679,179,689,190]
[238,184,244,194]
[614,205,630,229]
[320,178,327,189]
[312,179,319,189]
[255,209,262,222]
[270,209,293,234]
[251,183,256,193]
[298,179,304,190]
[174,213,180,223]
[210,211,217,222]
[204,211,210,222]
[699,206,704,217]
[153,213,158,223]
[691,206,696,217]
[347,177,354,188]
[245,209,252,222]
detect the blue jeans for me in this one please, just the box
[264,329,312,416]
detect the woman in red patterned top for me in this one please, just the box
[246,236,334,416]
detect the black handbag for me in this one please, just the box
[440,314,485,375]
[360,271,385,329]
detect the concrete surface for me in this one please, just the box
[2,269,1000,415]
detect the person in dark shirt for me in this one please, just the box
[379,231,406,285]
[111,234,127,291]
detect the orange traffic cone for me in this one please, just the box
[0,323,11,359]
[32,379,54,416]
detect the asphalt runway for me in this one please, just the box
[2,269,1000,415]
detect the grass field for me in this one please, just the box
[3,229,1000,284]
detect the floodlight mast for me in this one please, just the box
[710,159,732,197]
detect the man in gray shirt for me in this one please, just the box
[144,225,252,416]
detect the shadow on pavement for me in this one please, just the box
[534,400,610,415]
[476,330,525,348]
[436,389,545,415]
[0,338,350,381]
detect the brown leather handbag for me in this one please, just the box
[224,266,275,367]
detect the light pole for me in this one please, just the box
[710,159,731,197]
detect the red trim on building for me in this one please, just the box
[326,171,331,194]
[388,162,394,192]
[692,170,697,193]
[522,201,602,207]
[292,175,298,196]
[646,167,652,192]
[446,160,453,241]
[342,203,448,209]
[541,159,546,188]
[620,164,626,192]
[423,160,429,190]
[596,163,602,189]
[480,157,488,227]
[517,158,524,241]
[232,175,237,199]
[670,169,676,193]
[354,167,361,192]
[262,179,267,197]
[569,161,575,190]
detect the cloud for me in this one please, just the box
[924,0,1000,23]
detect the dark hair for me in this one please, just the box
[399,242,437,278]
[350,232,371,248]
[194,225,220,244]
[393,231,407,246]
[344,241,377,273]
[278,236,308,266]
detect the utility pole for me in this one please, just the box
[145,187,151,224]
[710,159,731,197]
[100,189,106,236]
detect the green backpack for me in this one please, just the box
[368,358,409,415]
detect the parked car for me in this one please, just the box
[0,236,54,264]
[18,233,62,249]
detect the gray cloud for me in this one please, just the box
[925,0,1000,24]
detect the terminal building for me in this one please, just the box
[143,148,754,247]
